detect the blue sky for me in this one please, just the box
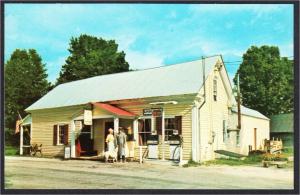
[5,4,293,84]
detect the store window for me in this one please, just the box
[53,124,68,145]
[165,118,175,140]
[138,118,151,146]
[155,116,182,141]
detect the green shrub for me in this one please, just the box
[262,153,288,161]
[183,160,201,167]
[5,128,19,147]
[5,145,19,156]
[282,148,294,156]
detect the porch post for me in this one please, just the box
[70,120,76,158]
[162,108,165,160]
[20,125,24,155]
[114,117,119,133]
[179,144,183,166]
[133,119,138,146]
[192,106,199,162]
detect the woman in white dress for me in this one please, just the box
[105,128,115,152]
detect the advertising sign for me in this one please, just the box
[143,108,163,117]
[143,109,153,116]
[64,146,71,159]
[84,110,92,125]
[152,108,162,117]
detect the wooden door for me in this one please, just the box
[254,128,257,150]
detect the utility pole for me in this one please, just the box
[237,74,241,130]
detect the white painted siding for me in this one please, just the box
[198,64,231,162]
[30,105,84,157]
[238,114,270,155]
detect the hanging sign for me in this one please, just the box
[143,108,163,117]
[152,108,162,117]
[84,110,92,125]
[143,109,152,116]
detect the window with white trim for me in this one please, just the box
[53,124,69,146]
[155,116,182,141]
[213,77,217,101]
[138,118,151,146]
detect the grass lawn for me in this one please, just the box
[281,147,294,157]
[5,145,19,156]
[183,148,294,168]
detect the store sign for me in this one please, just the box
[143,108,163,117]
[84,110,92,125]
[64,146,71,159]
[152,108,162,117]
[143,109,153,116]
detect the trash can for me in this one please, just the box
[64,145,71,159]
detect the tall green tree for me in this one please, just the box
[56,34,129,84]
[5,49,51,129]
[234,45,293,117]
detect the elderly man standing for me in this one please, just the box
[116,127,127,163]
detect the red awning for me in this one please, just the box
[92,102,136,117]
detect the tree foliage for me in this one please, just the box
[234,45,293,117]
[5,49,51,130]
[56,34,130,84]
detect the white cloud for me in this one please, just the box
[189,4,284,14]
[125,50,164,70]
[279,43,293,57]
[46,56,67,83]
[5,14,19,41]
[115,35,137,51]
[5,3,292,84]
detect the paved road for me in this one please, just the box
[4,156,294,189]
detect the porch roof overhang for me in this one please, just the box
[92,102,136,118]
[21,114,32,126]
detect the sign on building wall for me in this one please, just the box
[84,110,92,125]
[152,108,162,117]
[143,109,153,116]
[143,108,163,117]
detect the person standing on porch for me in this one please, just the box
[105,128,115,152]
[116,127,127,163]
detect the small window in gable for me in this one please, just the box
[213,76,217,101]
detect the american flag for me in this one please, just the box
[15,112,22,134]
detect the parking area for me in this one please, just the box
[5,156,293,189]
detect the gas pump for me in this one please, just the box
[147,134,159,159]
[169,133,183,161]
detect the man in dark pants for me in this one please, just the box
[116,127,127,163]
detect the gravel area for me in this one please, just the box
[4,156,294,189]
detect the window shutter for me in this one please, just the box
[64,125,69,145]
[156,117,162,135]
[53,125,57,146]
[175,116,182,135]
[138,120,144,145]
[138,119,144,132]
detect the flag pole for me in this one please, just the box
[16,111,24,155]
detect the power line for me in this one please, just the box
[223,55,294,64]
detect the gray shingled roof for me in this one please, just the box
[232,105,269,120]
[26,56,221,111]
